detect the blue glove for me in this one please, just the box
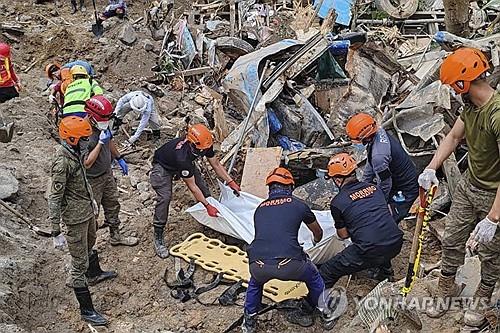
[99,129,112,145]
[116,157,129,175]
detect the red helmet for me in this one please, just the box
[85,95,113,130]
[0,43,11,58]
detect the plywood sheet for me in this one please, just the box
[240,147,282,199]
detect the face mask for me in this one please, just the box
[96,121,110,130]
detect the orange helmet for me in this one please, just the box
[265,167,295,186]
[187,124,213,150]
[346,113,377,143]
[45,62,61,79]
[440,47,490,94]
[327,153,357,177]
[59,116,92,146]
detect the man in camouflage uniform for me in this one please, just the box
[419,48,500,328]
[83,95,138,247]
[49,116,116,326]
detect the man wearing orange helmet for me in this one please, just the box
[242,167,326,332]
[0,42,21,103]
[419,47,500,326]
[82,95,138,247]
[48,116,116,326]
[318,153,403,287]
[150,123,240,258]
[345,113,418,223]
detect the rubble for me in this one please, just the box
[0,166,18,200]
[118,22,137,45]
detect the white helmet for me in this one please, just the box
[130,93,147,112]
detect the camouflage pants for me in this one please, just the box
[65,217,97,288]
[88,169,121,227]
[442,175,500,286]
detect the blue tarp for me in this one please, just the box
[314,0,354,26]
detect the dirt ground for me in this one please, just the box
[0,1,472,332]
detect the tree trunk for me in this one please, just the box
[443,0,470,37]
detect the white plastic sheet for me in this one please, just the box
[185,182,345,264]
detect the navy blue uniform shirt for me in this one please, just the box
[153,137,215,178]
[331,180,403,252]
[247,194,316,263]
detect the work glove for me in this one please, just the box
[53,233,67,250]
[116,157,129,176]
[418,169,439,190]
[470,216,498,244]
[48,94,57,104]
[227,179,241,196]
[99,129,112,145]
[204,203,220,217]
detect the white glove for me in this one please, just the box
[471,216,498,244]
[418,169,439,190]
[53,234,67,250]
[48,94,56,104]
[121,139,133,148]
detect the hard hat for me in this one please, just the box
[440,47,490,94]
[70,65,89,77]
[327,153,357,177]
[265,167,295,186]
[45,62,61,79]
[187,123,213,150]
[85,95,113,130]
[0,43,11,58]
[346,113,377,143]
[59,116,92,146]
[130,93,147,112]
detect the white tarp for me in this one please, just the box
[186,183,346,264]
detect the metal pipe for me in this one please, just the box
[356,18,445,24]
[227,60,270,175]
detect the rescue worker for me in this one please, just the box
[49,116,116,326]
[0,42,21,103]
[242,167,326,332]
[418,47,500,327]
[319,153,403,287]
[62,60,95,77]
[150,123,240,258]
[70,0,86,14]
[112,91,161,145]
[62,65,103,118]
[345,113,418,223]
[49,67,72,107]
[98,0,127,23]
[83,95,138,246]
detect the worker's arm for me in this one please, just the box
[336,227,350,239]
[128,101,152,144]
[370,134,393,199]
[91,80,104,95]
[83,142,102,169]
[427,118,466,170]
[331,205,350,239]
[183,176,210,206]
[306,220,323,244]
[48,156,68,235]
[207,156,233,183]
[487,142,500,222]
[109,139,120,159]
[114,94,128,116]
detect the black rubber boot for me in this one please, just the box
[74,287,108,326]
[85,250,117,286]
[286,299,314,327]
[154,226,169,258]
[241,310,257,333]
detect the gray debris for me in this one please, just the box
[118,22,137,46]
[0,167,18,200]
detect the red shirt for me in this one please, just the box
[0,57,18,88]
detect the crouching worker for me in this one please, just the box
[48,117,116,326]
[99,0,127,23]
[150,123,240,258]
[242,167,326,333]
[319,153,403,287]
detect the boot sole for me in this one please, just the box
[81,316,108,326]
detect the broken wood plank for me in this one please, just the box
[230,0,236,37]
[240,147,283,199]
[173,66,213,77]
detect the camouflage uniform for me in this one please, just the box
[48,144,97,288]
[442,174,500,285]
[87,169,121,227]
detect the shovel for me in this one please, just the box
[0,109,14,143]
[0,199,52,237]
[91,0,104,38]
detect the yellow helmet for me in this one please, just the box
[70,65,88,77]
